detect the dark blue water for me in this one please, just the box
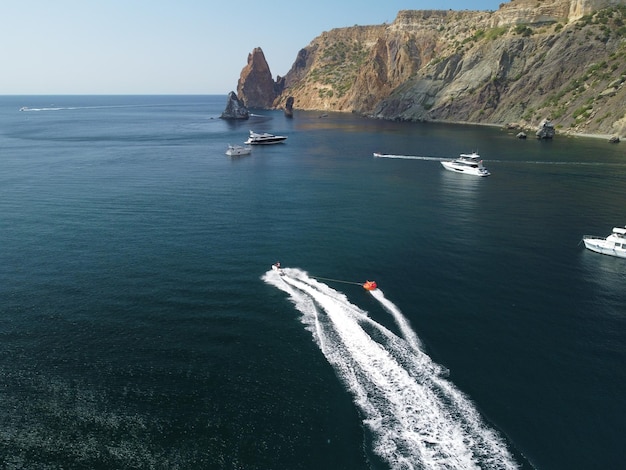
[1,95,625,469]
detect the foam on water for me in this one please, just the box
[263,267,520,470]
[374,152,626,167]
[370,288,422,353]
[374,153,444,161]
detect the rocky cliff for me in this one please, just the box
[238,0,626,136]
[236,47,284,109]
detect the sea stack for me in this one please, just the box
[220,91,249,120]
[284,96,294,118]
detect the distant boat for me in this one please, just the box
[582,226,626,258]
[19,107,28,111]
[245,130,287,145]
[225,144,252,156]
[440,152,491,177]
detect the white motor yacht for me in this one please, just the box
[245,130,287,145]
[583,226,626,258]
[441,152,490,177]
[225,144,252,156]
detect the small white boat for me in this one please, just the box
[441,152,491,177]
[225,144,252,156]
[245,130,287,145]
[583,226,626,258]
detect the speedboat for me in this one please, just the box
[582,226,626,258]
[271,262,284,275]
[441,152,491,177]
[225,144,252,156]
[245,130,287,145]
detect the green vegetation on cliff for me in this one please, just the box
[270,2,626,136]
[308,40,368,99]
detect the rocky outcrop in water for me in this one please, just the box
[536,119,556,139]
[284,96,294,117]
[220,91,249,120]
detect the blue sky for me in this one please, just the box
[1,0,502,95]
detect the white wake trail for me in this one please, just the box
[263,268,519,470]
[375,153,626,167]
[370,289,422,353]
[374,153,444,161]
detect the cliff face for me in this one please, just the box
[242,0,626,136]
[237,47,283,109]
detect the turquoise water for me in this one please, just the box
[1,95,625,469]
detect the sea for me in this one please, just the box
[0,95,624,470]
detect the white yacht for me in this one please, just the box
[225,144,252,156]
[245,130,287,145]
[583,226,626,258]
[441,152,490,177]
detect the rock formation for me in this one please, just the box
[235,0,626,136]
[236,47,284,109]
[284,96,294,117]
[220,91,249,120]
[536,119,556,139]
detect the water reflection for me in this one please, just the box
[579,249,626,315]
[439,168,484,211]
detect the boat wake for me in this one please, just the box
[18,103,178,112]
[20,106,68,112]
[374,153,444,162]
[496,160,626,167]
[375,153,626,167]
[263,267,519,470]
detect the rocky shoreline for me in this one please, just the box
[230,1,626,140]
[457,120,621,141]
